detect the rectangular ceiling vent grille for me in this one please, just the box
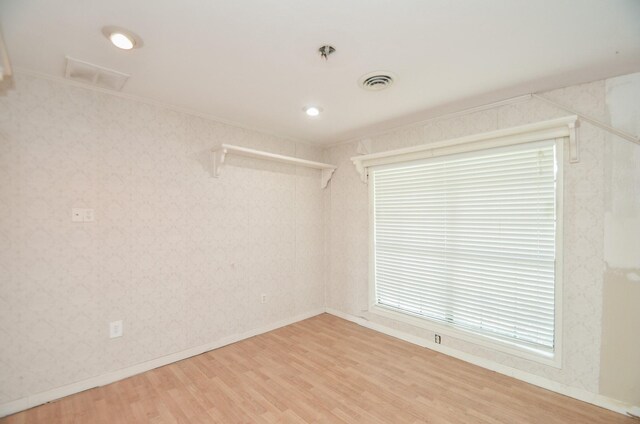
[65,56,130,91]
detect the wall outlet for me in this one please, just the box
[109,320,123,338]
[261,294,267,304]
[435,334,441,344]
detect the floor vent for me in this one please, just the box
[65,56,129,91]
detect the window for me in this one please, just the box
[370,140,561,361]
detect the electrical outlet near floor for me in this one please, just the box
[109,320,123,338]
[261,294,267,304]
[435,334,441,344]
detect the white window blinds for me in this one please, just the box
[372,140,558,352]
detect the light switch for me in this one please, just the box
[71,208,95,222]
[83,209,95,222]
[71,208,84,222]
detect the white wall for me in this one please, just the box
[324,74,640,405]
[0,74,326,407]
[600,73,640,405]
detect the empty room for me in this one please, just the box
[1,0,639,422]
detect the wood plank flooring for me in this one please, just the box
[1,314,633,423]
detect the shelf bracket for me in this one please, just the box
[211,147,227,177]
[568,121,579,163]
[352,139,372,183]
[354,160,368,183]
[321,168,336,189]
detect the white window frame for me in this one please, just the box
[361,121,570,368]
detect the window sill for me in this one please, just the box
[369,304,562,369]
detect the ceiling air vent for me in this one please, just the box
[359,71,395,91]
[65,56,130,91]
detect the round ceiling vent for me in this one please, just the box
[359,71,396,91]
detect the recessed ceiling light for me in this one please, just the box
[110,33,134,50]
[102,26,143,50]
[304,106,321,117]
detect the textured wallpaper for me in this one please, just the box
[325,80,610,394]
[0,71,635,409]
[0,74,326,404]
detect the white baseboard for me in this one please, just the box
[3,308,635,419]
[325,308,636,417]
[0,308,325,418]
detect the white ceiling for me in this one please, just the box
[2,0,639,144]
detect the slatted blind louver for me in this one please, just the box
[372,141,558,352]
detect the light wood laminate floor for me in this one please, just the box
[2,314,633,423]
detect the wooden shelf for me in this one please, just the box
[212,144,337,188]
[351,116,579,183]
